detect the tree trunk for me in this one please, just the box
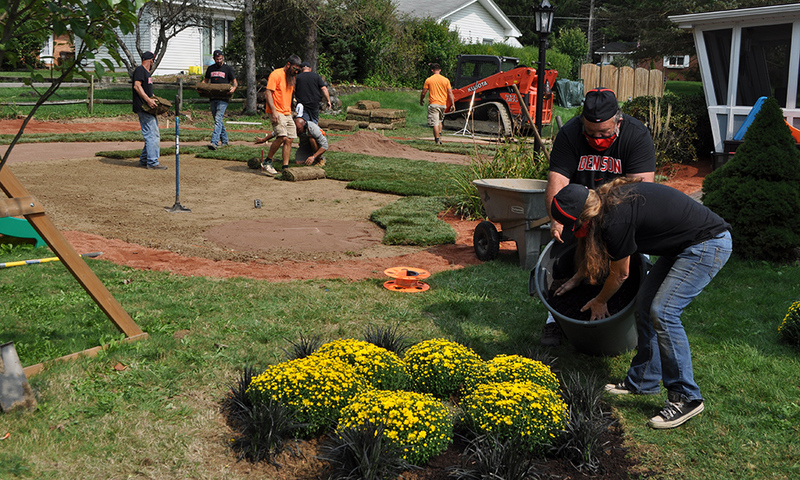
[303,20,318,71]
[244,0,257,114]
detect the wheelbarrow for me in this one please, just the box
[472,178,551,270]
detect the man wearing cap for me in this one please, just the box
[261,54,303,177]
[420,63,455,145]
[540,87,656,346]
[132,51,166,170]
[203,50,237,150]
[294,62,331,125]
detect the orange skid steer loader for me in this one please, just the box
[443,54,558,137]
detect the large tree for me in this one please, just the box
[0,0,141,172]
[113,0,211,76]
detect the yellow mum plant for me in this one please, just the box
[247,356,371,437]
[314,338,412,390]
[779,300,800,347]
[338,389,453,465]
[403,338,483,398]
[464,354,560,395]
[460,381,568,452]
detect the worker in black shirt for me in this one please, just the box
[294,62,331,124]
[203,50,237,150]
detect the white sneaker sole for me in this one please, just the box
[649,402,704,429]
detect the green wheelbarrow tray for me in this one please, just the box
[472,178,551,270]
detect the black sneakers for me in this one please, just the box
[648,391,704,429]
[540,322,562,346]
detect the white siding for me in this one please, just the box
[154,27,204,75]
[448,3,506,45]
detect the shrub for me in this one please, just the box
[450,141,548,219]
[779,301,800,347]
[552,371,615,475]
[228,397,305,464]
[621,92,712,168]
[338,389,453,465]
[702,96,800,261]
[464,354,560,395]
[317,422,417,480]
[448,432,543,480]
[403,338,484,398]
[247,356,372,437]
[314,338,412,391]
[460,381,568,453]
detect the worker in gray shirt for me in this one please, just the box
[294,117,328,166]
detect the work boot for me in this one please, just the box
[540,322,562,347]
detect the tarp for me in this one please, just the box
[555,78,585,108]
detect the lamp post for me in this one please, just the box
[533,0,555,151]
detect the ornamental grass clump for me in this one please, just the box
[464,354,560,395]
[314,338,412,391]
[460,381,568,453]
[338,389,454,465]
[403,338,483,398]
[247,356,371,437]
[779,300,800,347]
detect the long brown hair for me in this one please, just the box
[580,177,642,283]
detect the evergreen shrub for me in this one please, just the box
[702,97,800,261]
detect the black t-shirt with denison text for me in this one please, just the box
[132,65,153,114]
[549,114,656,189]
[602,182,731,260]
[294,71,326,114]
[205,63,236,84]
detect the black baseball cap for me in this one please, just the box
[551,184,590,231]
[300,62,310,69]
[141,51,155,60]
[213,50,224,57]
[583,88,618,123]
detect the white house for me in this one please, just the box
[81,1,239,75]
[670,3,800,164]
[394,0,523,48]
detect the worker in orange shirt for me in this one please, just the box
[261,54,302,176]
[420,63,455,145]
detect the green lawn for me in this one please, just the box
[1,86,799,480]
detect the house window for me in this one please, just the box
[664,55,689,68]
[483,38,494,45]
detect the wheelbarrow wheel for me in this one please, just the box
[474,221,500,261]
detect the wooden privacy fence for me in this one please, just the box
[580,64,664,101]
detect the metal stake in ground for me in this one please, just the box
[167,94,191,213]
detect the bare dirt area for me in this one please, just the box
[1,118,708,282]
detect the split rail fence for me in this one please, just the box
[0,76,238,113]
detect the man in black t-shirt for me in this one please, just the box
[539,87,656,346]
[294,62,331,124]
[203,50,238,150]
[132,51,166,170]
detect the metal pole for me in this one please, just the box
[535,34,548,152]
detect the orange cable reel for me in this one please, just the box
[383,266,430,292]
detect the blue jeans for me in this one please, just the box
[138,111,161,167]
[210,99,229,145]
[624,231,732,402]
